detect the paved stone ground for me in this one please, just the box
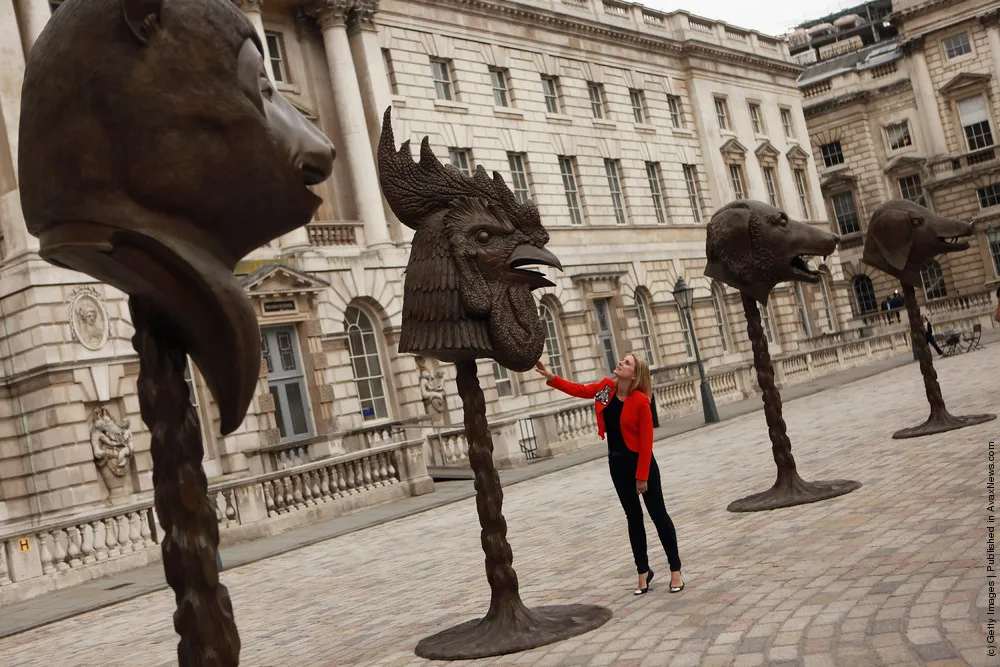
[1,345,997,666]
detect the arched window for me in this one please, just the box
[794,282,812,337]
[711,285,730,353]
[344,305,389,421]
[635,290,657,366]
[920,261,947,300]
[853,275,877,314]
[538,303,565,378]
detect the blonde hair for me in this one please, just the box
[624,351,652,397]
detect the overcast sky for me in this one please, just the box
[642,0,865,37]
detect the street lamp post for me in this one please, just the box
[673,277,720,424]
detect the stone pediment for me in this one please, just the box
[884,154,926,174]
[719,137,748,158]
[288,98,319,122]
[786,144,811,166]
[940,72,991,97]
[755,140,781,165]
[820,170,857,192]
[241,263,329,297]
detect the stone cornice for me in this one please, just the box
[803,79,912,118]
[305,0,379,30]
[982,9,1000,28]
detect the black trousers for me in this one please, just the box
[608,451,681,574]
[926,333,943,355]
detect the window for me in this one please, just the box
[431,58,454,101]
[820,141,844,167]
[979,184,1000,208]
[667,95,682,128]
[677,306,693,357]
[264,32,289,84]
[382,49,399,95]
[853,275,877,314]
[492,362,513,397]
[344,307,390,422]
[760,301,776,344]
[831,191,861,235]
[898,174,923,203]
[605,159,628,224]
[729,164,746,200]
[635,291,657,365]
[630,89,648,124]
[645,162,667,224]
[762,167,780,207]
[714,97,730,130]
[780,107,795,138]
[558,156,584,225]
[449,149,472,177]
[683,164,702,222]
[587,82,606,119]
[793,169,812,220]
[987,227,1000,276]
[594,298,618,373]
[958,96,994,151]
[885,121,912,151]
[541,75,560,113]
[183,357,212,451]
[262,325,315,440]
[818,275,834,331]
[920,261,947,300]
[943,33,972,59]
[794,283,812,337]
[748,102,765,134]
[507,153,531,203]
[539,304,565,377]
[711,287,730,352]
[489,68,510,107]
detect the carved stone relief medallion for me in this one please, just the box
[69,286,110,351]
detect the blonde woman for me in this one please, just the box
[535,352,684,596]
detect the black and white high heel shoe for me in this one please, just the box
[634,569,654,596]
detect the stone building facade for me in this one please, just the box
[794,0,1000,321]
[0,0,932,602]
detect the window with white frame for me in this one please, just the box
[958,95,994,151]
[831,191,861,235]
[667,95,682,127]
[587,82,606,119]
[898,174,923,203]
[793,168,812,220]
[448,149,472,176]
[264,32,289,84]
[539,303,565,377]
[943,33,972,59]
[605,159,628,224]
[920,260,947,300]
[794,282,812,337]
[729,164,746,200]
[262,325,316,440]
[183,357,212,453]
[885,121,912,151]
[630,89,648,124]
[711,287,730,353]
[645,162,667,224]
[507,153,532,203]
[594,298,619,373]
[820,141,844,167]
[431,58,455,101]
[558,156,584,225]
[683,164,702,222]
[853,275,877,314]
[987,227,1000,276]
[980,184,1000,208]
[677,305,693,356]
[748,102,765,134]
[762,167,780,207]
[818,274,834,331]
[635,291,657,365]
[780,107,795,138]
[714,97,730,130]
[492,362,513,397]
[541,75,560,113]
[489,68,511,107]
[344,307,390,422]
[760,300,776,343]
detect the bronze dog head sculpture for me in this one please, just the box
[704,200,839,304]
[377,109,562,372]
[19,0,335,434]
[862,199,973,287]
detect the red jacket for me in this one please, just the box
[547,375,654,481]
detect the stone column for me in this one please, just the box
[982,12,1000,91]
[233,0,275,81]
[309,0,391,248]
[16,0,49,57]
[902,37,948,157]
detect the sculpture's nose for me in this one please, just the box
[297,129,335,186]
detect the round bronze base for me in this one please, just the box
[892,411,996,439]
[728,473,862,513]
[414,603,612,660]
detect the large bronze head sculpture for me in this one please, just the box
[704,200,839,304]
[861,199,973,286]
[377,109,561,372]
[19,0,335,434]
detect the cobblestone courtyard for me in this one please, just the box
[2,346,997,667]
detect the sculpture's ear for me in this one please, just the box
[872,209,913,271]
[122,0,163,45]
[706,205,752,264]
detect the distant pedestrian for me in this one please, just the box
[890,290,904,323]
[995,286,1000,323]
[535,352,684,596]
[922,315,943,356]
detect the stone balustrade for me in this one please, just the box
[852,289,996,335]
[427,417,527,471]
[929,147,998,181]
[306,221,364,247]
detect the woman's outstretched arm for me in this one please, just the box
[534,361,608,400]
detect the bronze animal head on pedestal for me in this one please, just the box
[862,199,974,287]
[19,0,335,434]
[377,108,562,372]
[704,200,839,304]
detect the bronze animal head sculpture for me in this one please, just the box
[704,200,839,304]
[19,0,335,434]
[377,108,562,372]
[861,199,973,287]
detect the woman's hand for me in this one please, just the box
[636,479,648,495]
[534,361,554,382]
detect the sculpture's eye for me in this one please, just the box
[475,230,491,244]
[911,217,923,227]
[259,73,274,101]
[776,213,789,227]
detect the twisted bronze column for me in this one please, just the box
[131,297,240,667]
[414,360,611,660]
[727,294,862,512]
[891,283,995,439]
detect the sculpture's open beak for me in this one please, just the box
[506,244,563,290]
